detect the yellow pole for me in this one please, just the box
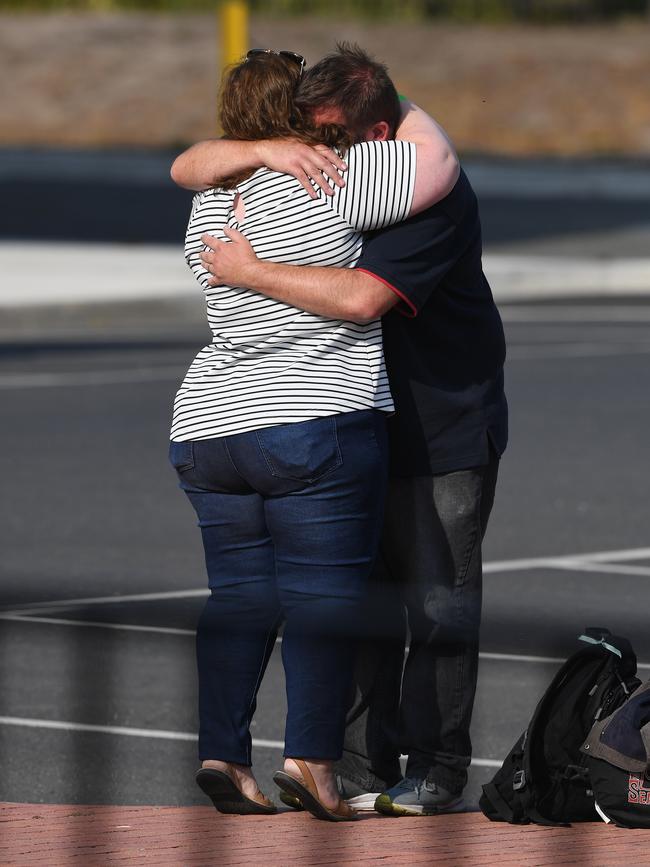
[219,0,249,71]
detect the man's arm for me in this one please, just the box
[171,102,459,207]
[201,227,397,323]
[396,100,459,213]
[170,139,347,198]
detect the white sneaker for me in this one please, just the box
[345,791,382,812]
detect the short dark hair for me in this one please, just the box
[296,42,401,141]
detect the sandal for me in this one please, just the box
[273,759,358,822]
[196,765,277,815]
[279,791,304,811]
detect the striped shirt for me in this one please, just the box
[170,139,416,442]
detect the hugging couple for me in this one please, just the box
[168,43,507,822]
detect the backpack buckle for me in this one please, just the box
[513,770,526,791]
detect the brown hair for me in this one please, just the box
[218,52,350,189]
[295,42,401,142]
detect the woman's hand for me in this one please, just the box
[255,140,347,199]
[201,228,259,287]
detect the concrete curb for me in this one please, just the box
[484,254,650,301]
[2,242,650,308]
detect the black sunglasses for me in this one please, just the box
[245,48,306,77]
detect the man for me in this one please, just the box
[171,43,507,816]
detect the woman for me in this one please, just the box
[169,48,451,821]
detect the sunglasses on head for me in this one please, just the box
[245,49,306,76]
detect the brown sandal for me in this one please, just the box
[273,759,358,822]
[196,765,277,815]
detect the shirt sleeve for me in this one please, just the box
[356,205,461,318]
[328,140,416,233]
[182,191,214,288]
[355,169,475,317]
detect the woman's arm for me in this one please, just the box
[170,139,347,198]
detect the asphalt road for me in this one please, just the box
[1,299,650,813]
[2,148,650,257]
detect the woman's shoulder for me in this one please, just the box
[193,187,234,206]
[237,167,312,206]
[344,139,413,162]
[239,166,301,190]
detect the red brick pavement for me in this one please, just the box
[1,802,649,866]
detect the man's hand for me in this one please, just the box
[256,140,347,199]
[200,228,259,286]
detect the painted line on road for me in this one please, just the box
[560,547,650,563]
[479,651,563,665]
[0,716,501,768]
[4,340,650,391]
[0,613,196,636]
[506,342,650,360]
[1,587,208,615]
[548,560,650,578]
[500,305,650,323]
[483,546,650,573]
[2,614,648,670]
[480,651,650,671]
[4,546,649,617]
[0,366,184,389]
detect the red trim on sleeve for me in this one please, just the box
[356,269,418,319]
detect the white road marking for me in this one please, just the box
[479,651,563,665]
[510,328,650,342]
[507,342,650,360]
[4,546,649,617]
[566,547,650,563]
[1,614,648,670]
[483,546,650,573]
[0,367,183,389]
[550,560,650,578]
[0,716,197,741]
[479,651,650,671]
[0,613,195,636]
[484,557,578,573]
[4,331,650,392]
[0,716,502,767]
[500,305,650,323]
[3,587,208,615]
[0,346,645,391]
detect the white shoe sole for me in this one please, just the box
[375,794,466,816]
[345,792,382,812]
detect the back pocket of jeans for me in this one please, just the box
[168,440,195,473]
[255,417,342,484]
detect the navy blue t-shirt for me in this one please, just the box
[356,168,508,476]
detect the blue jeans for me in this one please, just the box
[169,410,388,764]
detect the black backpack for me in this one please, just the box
[479,627,640,826]
[582,679,650,828]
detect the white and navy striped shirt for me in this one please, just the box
[170,140,416,442]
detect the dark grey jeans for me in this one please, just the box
[336,451,499,795]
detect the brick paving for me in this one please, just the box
[2,802,649,866]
